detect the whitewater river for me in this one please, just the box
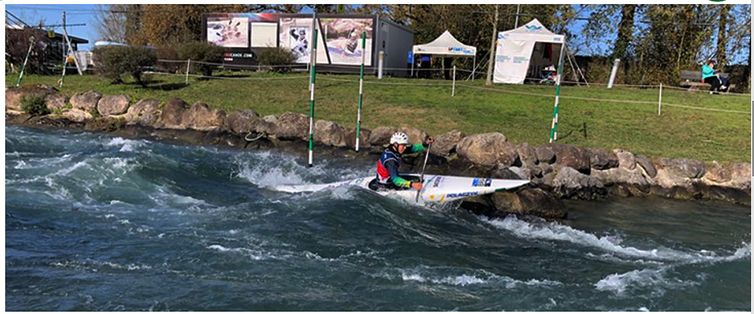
[5,126,751,311]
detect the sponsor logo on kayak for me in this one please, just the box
[447,191,479,198]
[472,178,492,187]
[432,176,443,188]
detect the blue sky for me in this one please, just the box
[5,4,749,64]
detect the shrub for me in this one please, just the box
[177,42,224,77]
[257,47,296,73]
[155,47,181,73]
[92,46,157,86]
[20,94,50,116]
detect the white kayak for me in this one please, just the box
[271,174,529,205]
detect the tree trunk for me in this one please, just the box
[612,5,636,60]
[716,5,730,68]
[485,5,499,86]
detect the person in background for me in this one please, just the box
[701,59,730,94]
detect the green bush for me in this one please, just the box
[257,47,296,73]
[177,42,224,77]
[92,46,157,86]
[20,94,50,116]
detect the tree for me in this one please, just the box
[94,4,127,42]
[716,5,730,67]
[485,5,498,86]
[612,5,636,60]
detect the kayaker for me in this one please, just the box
[371,132,434,191]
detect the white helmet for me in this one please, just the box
[389,132,409,145]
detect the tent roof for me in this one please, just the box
[499,19,564,43]
[413,30,476,56]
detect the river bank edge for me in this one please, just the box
[5,85,752,219]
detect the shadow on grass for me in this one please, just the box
[144,82,189,91]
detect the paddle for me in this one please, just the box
[415,142,432,203]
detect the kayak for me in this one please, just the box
[271,174,529,205]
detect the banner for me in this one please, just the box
[493,32,535,84]
[207,16,249,48]
[279,18,314,63]
[321,18,373,66]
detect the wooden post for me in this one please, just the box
[452,65,456,96]
[658,83,663,116]
[185,59,191,84]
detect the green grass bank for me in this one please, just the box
[7,71,751,163]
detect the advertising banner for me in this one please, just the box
[320,18,373,66]
[493,32,535,84]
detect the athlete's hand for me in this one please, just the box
[411,182,423,190]
[423,136,434,146]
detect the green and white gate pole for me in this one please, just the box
[548,42,566,143]
[355,31,367,152]
[16,37,35,87]
[307,29,319,167]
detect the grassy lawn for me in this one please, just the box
[7,71,751,163]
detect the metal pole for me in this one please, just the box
[452,65,456,96]
[62,12,83,75]
[378,51,384,79]
[308,8,316,91]
[607,58,620,89]
[411,53,414,77]
[514,4,521,28]
[549,41,566,143]
[16,39,34,87]
[185,59,191,84]
[472,56,476,81]
[658,83,663,116]
[355,32,366,152]
[307,29,318,167]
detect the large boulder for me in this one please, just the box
[61,109,93,123]
[124,99,161,127]
[635,154,657,178]
[550,144,591,174]
[5,85,58,112]
[431,130,465,157]
[703,161,731,184]
[159,98,189,129]
[456,132,518,167]
[399,126,427,144]
[97,94,130,117]
[491,188,567,219]
[45,93,67,112]
[551,166,605,199]
[613,149,636,170]
[656,158,706,179]
[591,167,649,191]
[516,143,539,166]
[70,90,102,113]
[314,120,347,147]
[344,127,371,150]
[224,110,260,134]
[272,112,308,140]
[589,148,618,170]
[535,145,556,164]
[728,163,751,190]
[368,126,397,146]
[182,102,225,131]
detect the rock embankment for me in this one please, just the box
[6,85,751,219]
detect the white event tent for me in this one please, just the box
[493,19,566,84]
[411,30,477,77]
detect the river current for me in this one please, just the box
[4,126,751,311]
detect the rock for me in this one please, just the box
[5,85,58,111]
[590,148,618,170]
[535,145,556,164]
[635,154,657,178]
[368,126,397,146]
[727,163,751,190]
[399,126,427,144]
[159,98,189,129]
[97,94,130,117]
[224,110,259,134]
[613,149,636,170]
[491,188,567,219]
[516,143,538,165]
[431,130,464,157]
[61,109,92,123]
[124,99,161,127]
[344,127,371,150]
[591,167,649,191]
[182,102,225,131]
[506,166,531,180]
[493,167,526,180]
[70,90,102,113]
[314,120,347,147]
[550,144,591,174]
[456,132,518,167]
[703,161,732,183]
[657,158,706,179]
[551,166,605,199]
[254,115,278,134]
[45,93,67,112]
[272,112,308,140]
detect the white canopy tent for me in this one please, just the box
[411,30,477,78]
[493,19,566,84]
